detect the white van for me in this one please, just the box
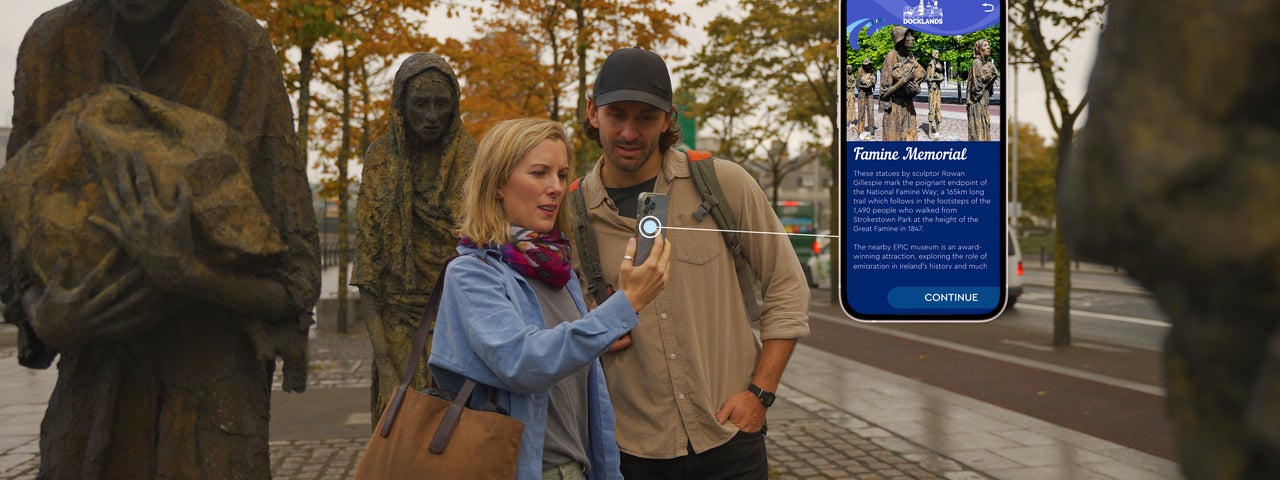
[1007,229,1024,308]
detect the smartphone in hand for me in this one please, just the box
[634,192,668,265]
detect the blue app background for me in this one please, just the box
[847,0,999,39]
[841,0,1005,318]
[843,142,1002,315]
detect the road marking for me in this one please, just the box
[345,413,369,426]
[1002,339,1133,354]
[1001,339,1055,352]
[1075,341,1133,354]
[808,310,1166,397]
[1017,303,1170,328]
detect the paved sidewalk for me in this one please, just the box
[1,264,1181,479]
[1022,261,1152,296]
[0,329,988,480]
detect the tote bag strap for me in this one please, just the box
[380,255,462,437]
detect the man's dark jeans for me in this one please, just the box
[619,430,768,480]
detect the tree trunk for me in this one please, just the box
[546,14,561,123]
[1052,223,1071,346]
[358,62,373,153]
[573,1,590,175]
[297,44,315,159]
[336,42,353,334]
[1051,128,1076,346]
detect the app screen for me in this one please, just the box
[840,0,1007,321]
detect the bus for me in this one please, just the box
[773,200,820,284]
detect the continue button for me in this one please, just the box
[887,287,1000,310]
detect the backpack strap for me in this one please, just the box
[569,177,611,306]
[685,151,762,323]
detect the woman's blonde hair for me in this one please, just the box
[457,118,574,245]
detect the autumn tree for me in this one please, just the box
[232,0,347,157]
[680,11,775,165]
[454,0,689,172]
[1009,0,1108,346]
[681,96,818,208]
[755,135,822,208]
[687,0,838,299]
[438,32,555,138]
[1009,122,1057,220]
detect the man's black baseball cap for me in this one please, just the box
[592,48,673,113]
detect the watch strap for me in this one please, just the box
[747,383,776,407]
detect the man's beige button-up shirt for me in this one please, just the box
[579,149,811,459]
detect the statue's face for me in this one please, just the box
[110,0,172,23]
[403,71,455,144]
[904,32,915,49]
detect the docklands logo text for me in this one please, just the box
[903,0,944,25]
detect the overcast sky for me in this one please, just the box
[1,1,1100,149]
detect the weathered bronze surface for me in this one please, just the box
[926,49,944,136]
[880,26,923,141]
[351,53,476,425]
[0,0,320,477]
[855,58,877,136]
[1064,1,1280,477]
[966,39,998,141]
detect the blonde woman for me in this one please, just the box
[429,118,671,480]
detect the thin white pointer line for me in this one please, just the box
[658,225,841,239]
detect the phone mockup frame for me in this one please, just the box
[839,0,1008,322]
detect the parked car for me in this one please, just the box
[1007,228,1024,308]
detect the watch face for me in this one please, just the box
[759,392,776,407]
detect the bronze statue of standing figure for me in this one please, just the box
[855,58,878,138]
[966,39,999,141]
[351,53,477,425]
[880,26,924,141]
[926,49,945,136]
[0,0,320,477]
[846,64,857,132]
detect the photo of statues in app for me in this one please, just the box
[844,8,1001,142]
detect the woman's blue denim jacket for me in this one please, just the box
[428,245,637,480]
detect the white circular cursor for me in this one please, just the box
[638,216,662,239]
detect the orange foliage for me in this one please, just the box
[438,34,555,139]
[230,0,439,188]
[232,0,691,179]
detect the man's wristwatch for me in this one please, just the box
[747,383,776,408]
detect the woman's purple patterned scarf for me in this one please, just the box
[460,227,573,288]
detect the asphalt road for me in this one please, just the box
[1010,286,1169,351]
[806,273,1177,461]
